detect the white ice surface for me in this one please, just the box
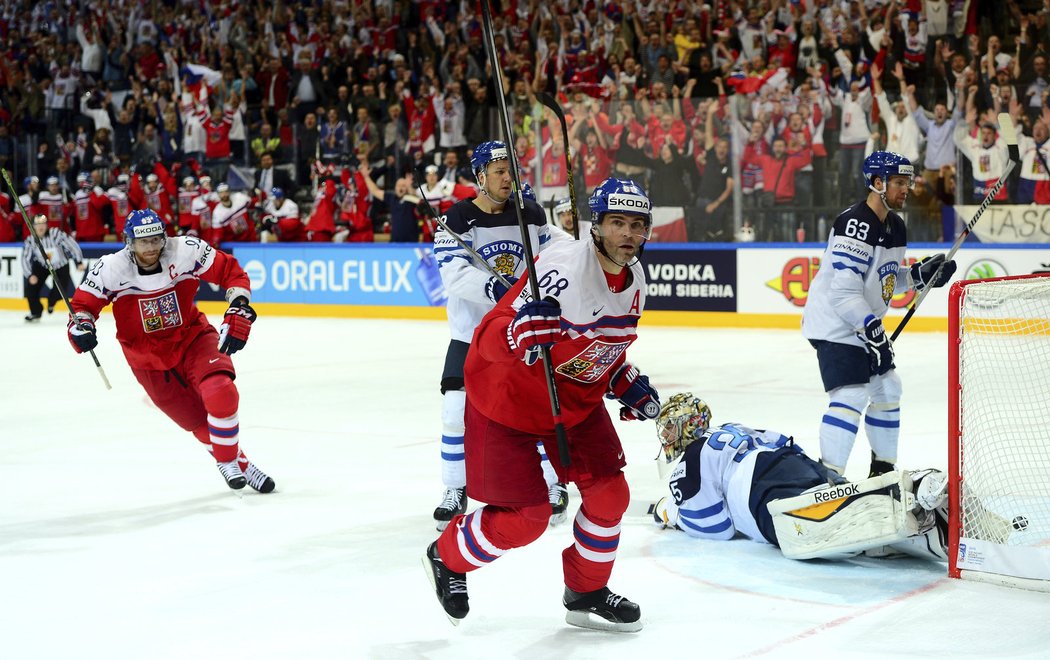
[2,311,1048,659]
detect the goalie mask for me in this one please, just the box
[656,392,712,463]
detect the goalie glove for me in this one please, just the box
[67,312,98,353]
[218,298,257,355]
[858,314,894,374]
[608,362,661,420]
[507,298,563,364]
[910,254,957,291]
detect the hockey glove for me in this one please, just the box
[67,313,98,354]
[859,314,894,373]
[910,254,957,291]
[486,275,519,303]
[218,298,257,356]
[507,298,563,364]
[608,362,661,421]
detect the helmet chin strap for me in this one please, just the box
[476,171,508,207]
[869,181,895,212]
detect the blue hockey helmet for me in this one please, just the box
[124,209,167,248]
[588,177,652,229]
[271,186,285,199]
[521,182,536,201]
[863,151,914,192]
[23,175,39,189]
[76,171,91,187]
[470,140,510,180]
[656,392,713,462]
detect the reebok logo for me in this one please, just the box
[811,483,859,503]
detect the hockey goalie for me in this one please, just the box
[648,392,970,562]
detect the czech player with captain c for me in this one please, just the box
[802,151,957,477]
[423,178,660,632]
[66,209,275,493]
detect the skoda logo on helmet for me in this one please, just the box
[133,222,164,238]
[607,193,651,212]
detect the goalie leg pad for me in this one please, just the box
[767,471,917,560]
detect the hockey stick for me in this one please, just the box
[416,183,513,288]
[536,92,581,240]
[480,0,571,468]
[2,168,112,390]
[890,113,1020,341]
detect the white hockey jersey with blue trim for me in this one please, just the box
[668,423,792,543]
[801,200,913,346]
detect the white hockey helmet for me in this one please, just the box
[656,392,712,462]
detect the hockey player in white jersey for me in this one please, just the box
[431,140,567,530]
[802,151,956,478]
[650,393,951,562]
[552,196,591,237]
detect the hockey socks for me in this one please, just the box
[440,390,466,489]
[819,385,866,471]
[200,375,240,463]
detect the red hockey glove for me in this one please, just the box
[506,298,563,364]
[67,313,98,354]
[608,362,661,420]
[218,298,257,355]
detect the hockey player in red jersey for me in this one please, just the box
[423,178,659,632]
[72,172,111,241]
[38,176,71,233]
[67,209,275,493]
[177,176,201,234]
[305,176,338,242]
[143,173,176,233]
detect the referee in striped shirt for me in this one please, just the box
[22,214,84,322]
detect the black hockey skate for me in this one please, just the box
[549,482,569,526]
[868,451,896,478]
[422,542,469,624]
[433,487,466,531]
[217,459,247,490]
[563,586,642,632]
[244,462,276,493]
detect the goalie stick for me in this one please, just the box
[536,92,581,240]
[890,112,1020,340]
[2,167,112,390]
[480,0,571,468]
[416,183,513,289]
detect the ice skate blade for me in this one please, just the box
[564,610,643,633]
[549,512,568,527]
[420,553,462,627]
[436,519,451,532]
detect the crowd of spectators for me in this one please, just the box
[0,0,1047,246]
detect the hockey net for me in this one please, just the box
[949,274,1050,591]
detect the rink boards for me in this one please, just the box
[2,242,1049,331]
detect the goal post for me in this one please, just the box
[949,274,1050,591]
